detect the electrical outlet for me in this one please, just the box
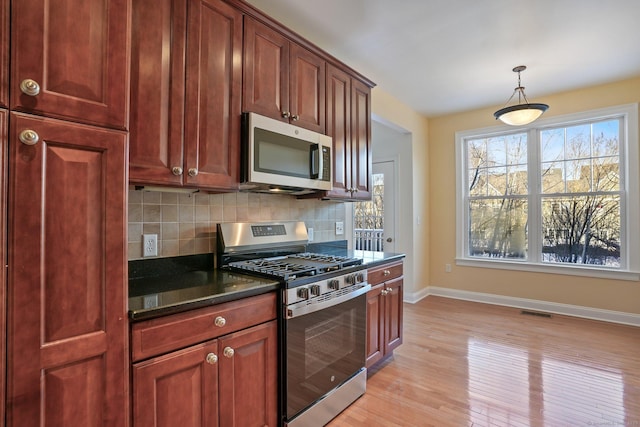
[143,234,158,257]
[335,221,344,235]
[308,228,314,242]
[445,263,452,273]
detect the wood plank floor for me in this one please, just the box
[328,296,640,427]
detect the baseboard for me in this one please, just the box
[404,286,430,304]
[424,286,640,327]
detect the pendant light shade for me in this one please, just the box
[494,66,548,126]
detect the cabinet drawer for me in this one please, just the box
[368,261,403,285]
[131,292,276,361]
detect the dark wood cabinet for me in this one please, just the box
[129,0,242,191]
[6,113,128,427]
[0,0,8,109]
[10,0,129,129]
[0,108,6,427]
[323,64,372,200]
[243,16,326,133]
[132,293,278,427]
[366,261,404,368]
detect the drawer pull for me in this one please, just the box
[206,353,218,365]
[214,316,226,327]
[383,270,391,276]
[223,347,235,358]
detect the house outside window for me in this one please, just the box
[455,104,639,280]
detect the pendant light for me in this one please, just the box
[494,65,549,126]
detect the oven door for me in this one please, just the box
[284,289,368,420]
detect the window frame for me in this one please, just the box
[455,103,639,281]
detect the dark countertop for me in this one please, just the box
[128,248,404,321]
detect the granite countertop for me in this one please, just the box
[128,254,279,321]
[128,246,405,321]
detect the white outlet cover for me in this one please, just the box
[335,221,344,235]
[143,234,158,257]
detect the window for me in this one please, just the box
[455,104,639,279]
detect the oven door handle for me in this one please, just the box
[285,284,371,319]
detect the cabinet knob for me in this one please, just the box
[291,114,299,121]
[188,168,198,177]
[381,289,388,296]
[223,347,235,358]
[214,316,226,327]
[383,270,391,276]
[386,237,393,243]
[171,166,183,176]
[282,111,291,119]
[20,79,41,96]
[19,129,39,146]
[386,287,392,293]
[206,352,218,365]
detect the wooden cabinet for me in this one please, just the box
[129,0,242,191]
[323,64,372,200]
[6,113,128,427]
[366,260,403,368]
[0,0,8,108]
[0,108,6,427]
[243,16,326,133]
[132,293,278,427]
[10,0,129,129]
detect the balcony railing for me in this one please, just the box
[354,228,384,252]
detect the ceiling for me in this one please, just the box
[245,0,640,118]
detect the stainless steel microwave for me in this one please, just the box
[240,112,332,195]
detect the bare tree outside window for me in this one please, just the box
[465,118,622,267]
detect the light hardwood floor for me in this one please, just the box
[328,296,640,427]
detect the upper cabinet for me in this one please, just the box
[10,0,130,130]
[243,16,326,133]
[129,0,242,191]
[0,0,8,108]
[324,64,372,200]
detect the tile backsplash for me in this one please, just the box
[128,188,346,260]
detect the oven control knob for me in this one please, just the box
[310,284,321,296]
[356,272,365,283]
[345,275,355,285]
[328,279,340,290]
[297,287,310,300]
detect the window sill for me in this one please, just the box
[455,258,640,281]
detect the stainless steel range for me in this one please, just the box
[217,221,370,427]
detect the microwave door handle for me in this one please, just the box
[310,143,320,179]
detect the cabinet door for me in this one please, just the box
[366,284,385,369]
[384,277,404,355]
[7,113,128,427]
[219,320,278,427]
[243,17,289,122]
[129,0,187,186]
[326,64,352,198]
[350,78,372,199]
[11,0,129,129]
[0,109,6,427]
[0,0,8,108]
[289,44,325,133]
[133,341,219,427]
[184,0,242,190]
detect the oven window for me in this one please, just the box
[254,128,312,178]
[286,294,366,418]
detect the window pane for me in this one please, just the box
[469,198,527,259]
[594,156,619,191]
[468,139,487,169]
[506,134,527,165]
[469,168,487,196]
[541,161,564,193]
[566,159,591,192]
[507,165,528,195]
[566,124,591,159]
[593,120,620,157]
[487,166,507,195]
[487,137,506,166]
[541,195,620,266]
[541,128,565,162]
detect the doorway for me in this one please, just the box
[353,160,396,253]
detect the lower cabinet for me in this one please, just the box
[131,293,278,427]
[366,260,404,368]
